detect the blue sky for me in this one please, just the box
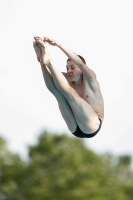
[0,0,133,158]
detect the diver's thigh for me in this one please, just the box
[67,96,100,133]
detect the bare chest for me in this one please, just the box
[71,82,93,103]
[70,78,104,120]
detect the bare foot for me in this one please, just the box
[33,36,51,64]
[33,41,42,62]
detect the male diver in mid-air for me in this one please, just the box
[33,36,104,138]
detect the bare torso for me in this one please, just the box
[63,72,104,121]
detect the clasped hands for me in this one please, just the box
[34,36,60,47]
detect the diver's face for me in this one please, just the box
[66,60,82,82]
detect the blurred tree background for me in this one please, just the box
[0,131,133,200]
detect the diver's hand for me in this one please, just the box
[43,37,60,47]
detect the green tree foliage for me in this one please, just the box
[0,137,28,200]
[0,132,133,200]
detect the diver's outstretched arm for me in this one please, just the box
[44,37,96,79]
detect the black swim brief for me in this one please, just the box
[72,118,102,138]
